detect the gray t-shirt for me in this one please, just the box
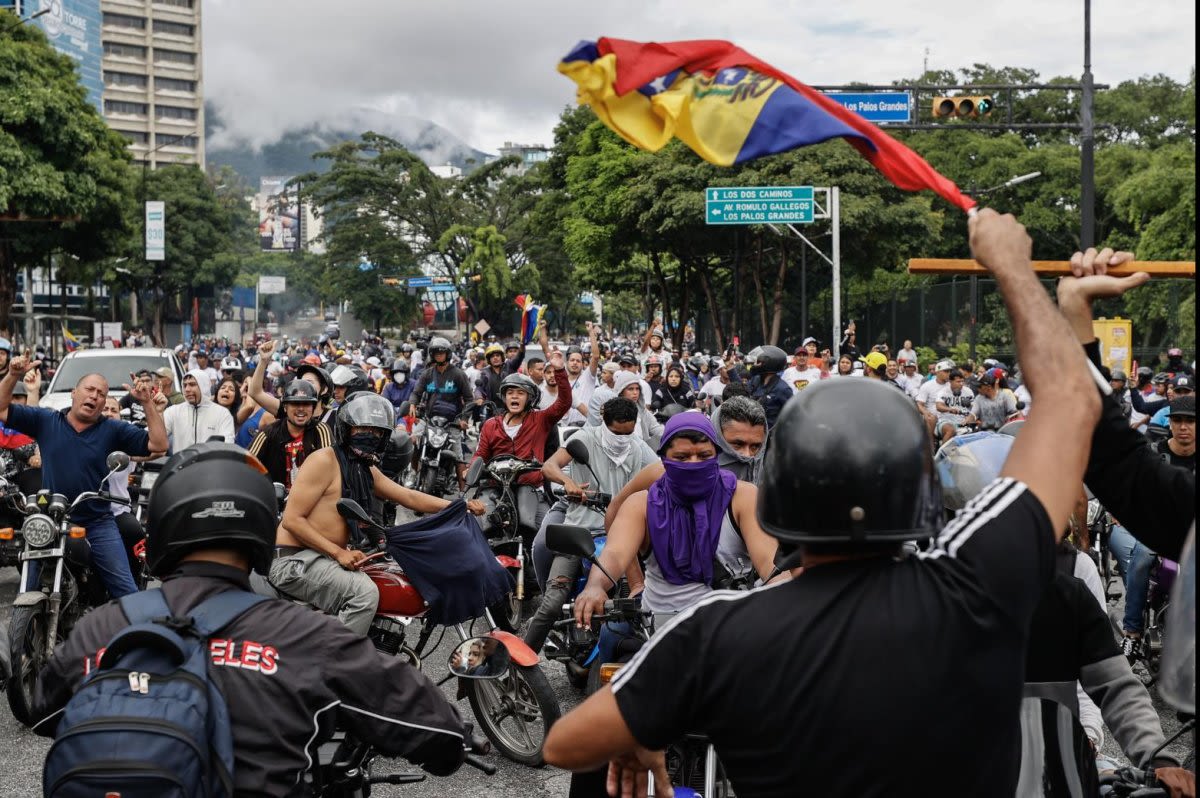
[563,425,657,529]
[969,391,1017,430]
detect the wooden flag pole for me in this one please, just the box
[908,259,1195,278]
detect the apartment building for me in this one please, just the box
[100,0,204,168]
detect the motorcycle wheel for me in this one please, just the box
[6,604,49,726]
[418,465,438,497]
[466,663,560,766]
[489,592,521,633]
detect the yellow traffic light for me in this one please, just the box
[932,95,995,119]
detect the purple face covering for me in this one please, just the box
[647,413,738,586]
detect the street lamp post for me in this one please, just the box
[1081,0,1096,249]
[140,130,197,343]
[1,7,50,31]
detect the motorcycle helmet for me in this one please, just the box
[0,337,11,353]
[330,364,356,389]
[428,337,453,360]
[345,367,372,397]
[485,343,504,359]
[303,354,322,366]
[400,343,415,355]
[745,345,788,376]
[280,379,319,405]
[334,392,396,457]
[758,380,942,544]
[657,403,687,421]
[499,373,540,411]
[1136,366,1154,383]
[934,432,1014,514]
[391,357,409,374]
[1168,347,1184,359]
[145,443,277,576]
[1110,368,1128,383]
[1153,372,1170,385]
[220,356,242,372]
[295,363,333,400]
[287,354,305,372]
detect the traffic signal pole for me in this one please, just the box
[1080,0,1096,248]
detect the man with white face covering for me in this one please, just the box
[525,396,658,654]
[611,370,662,445]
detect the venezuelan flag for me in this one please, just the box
[558,38,975,213]
[62,324,80,352]
[514,294,545,345]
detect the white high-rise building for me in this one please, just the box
[100,0,204,168]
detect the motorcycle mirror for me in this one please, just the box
[697,391,708,401]
[106,452,131,472]
[546,524,596,559]
[565,437,590,466]
[336,498,374,527]
[447,636,511,680]
[465,457,484,488]
[273,482,286,502]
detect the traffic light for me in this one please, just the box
[932,95,995,119]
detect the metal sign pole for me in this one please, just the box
[831,187,841,359]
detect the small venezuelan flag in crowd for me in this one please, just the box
[62,324,81,352]
[558,38,976,213]
[514,294,545,345]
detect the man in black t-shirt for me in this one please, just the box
[544,210,1102,798]
[1157,395,1195,471]
[118,369,155,425]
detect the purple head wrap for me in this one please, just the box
[647,412,738,586]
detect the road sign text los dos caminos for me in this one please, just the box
[705,186,814,225]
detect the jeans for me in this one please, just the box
[25,515,141,598]
[1109,524,1155,635]
[531,501,567,591]
[522,553,582,654]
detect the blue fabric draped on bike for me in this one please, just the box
[384,499,513,626]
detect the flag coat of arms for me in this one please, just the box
[559,38,975,212]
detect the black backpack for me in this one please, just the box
[43,589,267,798]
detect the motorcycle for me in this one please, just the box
[311,695,498,797]
[0,470,27,569]
[1137,554,1179,684]
[320,498,561,766]
[465,453,546,630]
[546,524,732,798]
[1085,491,1122,602]
[6,452,144,725]
[404,402,472,499]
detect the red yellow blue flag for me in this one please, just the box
[558,38,976,213]
[514,294,545,345]
[62,324,80,352]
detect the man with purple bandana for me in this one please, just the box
[572,412,779,626]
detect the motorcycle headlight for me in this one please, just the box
[427,429,448,447]
[22,514,58,548]
[140,471,158,490]
[1086,499,1101,527]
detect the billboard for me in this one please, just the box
[6,0,103,111]
[257,177,301,252]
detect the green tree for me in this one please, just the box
[0,16,135,337]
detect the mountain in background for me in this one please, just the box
[204,103,493,186]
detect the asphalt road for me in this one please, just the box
[0,546,1190,796]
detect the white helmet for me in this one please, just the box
[221,356,242,372]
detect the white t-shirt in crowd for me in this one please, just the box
[781,366,824,394]
[700,376,727,399]
[566,368,597,425]
[915,377,947,413]
[934,383,974,426]
[534,380,557,411]
[898,373,925,397]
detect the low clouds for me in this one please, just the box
[203,0,1195,154]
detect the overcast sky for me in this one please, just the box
[203,0,1195,154]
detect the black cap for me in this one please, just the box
[1169,395,1196,418]
[618,354,638,367]
[1171,374,1194,392]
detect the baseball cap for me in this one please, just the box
[1171,374,1194,392]
[1169,395,1195,418]
[618,354,638,367]
[936,359,956,372]
[153,366,174,379]
[902,360,918,369]
[793,346,809,356]
[602,361,621,373]
[860,352,887,371]
[133,368,154,379]
[979,371,998,386]
[801,336,818,347]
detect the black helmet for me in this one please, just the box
[499,373,540,411]
[281,379,319,405]
[400,342,414,355]
[934,432,1014,513]
[145,443,277,576]
[286,354,305,372]
[758,380,942,544]
[657,403,687,421]
[334,392,396,458]
[1136,366,1154,381]
[745,345,788,376]
[295,363,332,400]
[428,337,452,358]
[391,357,409,374]
[346,367,371,396]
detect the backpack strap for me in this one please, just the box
[119,588,172,626]
[186,590,270,638]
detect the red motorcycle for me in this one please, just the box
[335,498,561,767]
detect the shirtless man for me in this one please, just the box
[270,391,483,634]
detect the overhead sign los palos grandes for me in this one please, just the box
[705,186,814,225]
